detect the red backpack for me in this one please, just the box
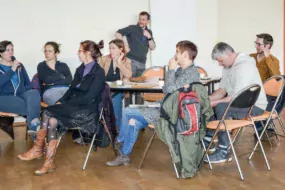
[177,88,201,135]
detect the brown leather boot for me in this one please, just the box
[17,128,47,161]
[34,139,58,176]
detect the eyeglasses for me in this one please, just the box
[44,50,54,53]
[254,41,266,47]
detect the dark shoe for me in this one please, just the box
[106,151,130,166]
[18,128,47,161]
[203,139,216,153]
[204,149,232,164]
[34,139,58,176]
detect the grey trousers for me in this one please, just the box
[130,59,146,77]
[43,87,69,105]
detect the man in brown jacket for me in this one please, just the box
[250,33,284,136]
[250,33,281,82]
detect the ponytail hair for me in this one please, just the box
[80,40,104,61]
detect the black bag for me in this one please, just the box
[71,122,110,149]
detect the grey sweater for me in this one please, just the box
[140,64,200,124]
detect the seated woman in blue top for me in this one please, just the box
[18,40,106,176]
[37,42,72,105]
[0,40,41,133]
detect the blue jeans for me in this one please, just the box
[206,103,264,151]
[0,89,41,129]
[117,107,149,155]
[112,93,124,128]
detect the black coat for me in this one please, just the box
[46,62,106,133]
[37,61,72,93]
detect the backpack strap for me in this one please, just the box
[179,82,203,93]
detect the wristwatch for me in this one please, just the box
[147,37,152,41]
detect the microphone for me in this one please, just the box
[11,56,21,71]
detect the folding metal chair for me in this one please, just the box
[57,107,115,170]
[249,76,285,157]
[137,125,212,179]
[200,84,270,181]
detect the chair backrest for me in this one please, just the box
[31,73,41,93]
[197,66,208,77]
[263,76,284,97]
[220,84,261,121]
[141,66,165,102]
[142,66,164,79]
[263,75,285,114]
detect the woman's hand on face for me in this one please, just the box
[11,60,20,71]
[117,53,124,64]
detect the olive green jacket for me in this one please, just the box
[154,84,214,178]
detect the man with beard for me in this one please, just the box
[250,33,280,82]
[250,33,284,136]
[115,11,156,77]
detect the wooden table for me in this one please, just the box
[109,77,221,103]
[200,77,221,94]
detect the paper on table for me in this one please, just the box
[129,104,160,108]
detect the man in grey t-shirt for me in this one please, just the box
[115,11,156,77]
[204,42,268,164]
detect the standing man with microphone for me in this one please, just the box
[0,40,41,137]
[115,11,156,77]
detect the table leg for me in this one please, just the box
[134,92,144,105]
[208,85,212,95]
[211,83,215,93]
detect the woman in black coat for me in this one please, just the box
[18,40,106,176]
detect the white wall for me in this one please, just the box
[150,0,284,77]
[0,0,283,78]
[0,0,149,77]
[195,0,221,77]
[150,0,197,67]
[218,0,284,74]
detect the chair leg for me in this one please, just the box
[232,128,243,145]
[199,127,220,169]
[225,128,244,180]
[172,161,180,179]
[77,129,88,153]
[137,131,156,170]
[252,123,271,171]
[270,122,281,142]
[201,140,212,170]
[56,134,63,148]
[226,128,244,163]
[277,115,285,134]
[261,121,273,147]
[82,133,97,170]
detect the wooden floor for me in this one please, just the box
[1,113,285,190]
